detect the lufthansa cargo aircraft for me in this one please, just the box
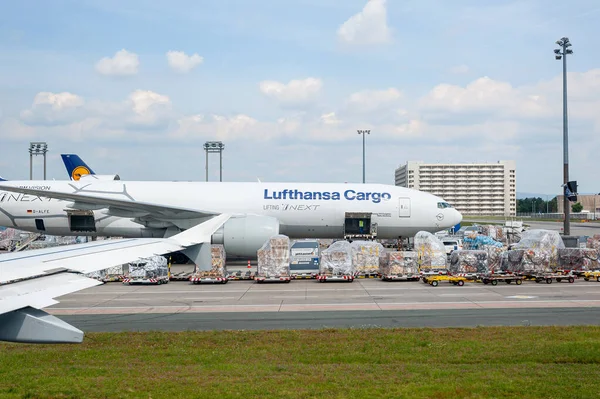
[0,179,461,258]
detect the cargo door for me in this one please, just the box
[398,198,410,218]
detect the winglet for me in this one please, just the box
[61,154,95,181]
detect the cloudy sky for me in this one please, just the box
[0,0,599,196]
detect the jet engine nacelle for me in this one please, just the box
[212,215,280,258]
[79,174,121,181]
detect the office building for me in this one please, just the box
[395,161,517,216]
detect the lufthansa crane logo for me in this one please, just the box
[436,213,444,221]
[72,166,91,181]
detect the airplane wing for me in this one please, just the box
[0,214,230,344]
[0,183,217,221]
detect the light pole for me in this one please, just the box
[555,37,573,235]
[28,142,48,180]
[203,141,225,182]
[357,130,370,183]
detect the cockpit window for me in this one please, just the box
[437,202,453,209]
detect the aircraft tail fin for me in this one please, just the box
[61,154,95,181]
[0,176,6,181]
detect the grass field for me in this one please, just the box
[1,327,600,399]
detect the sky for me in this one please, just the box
[0,0,599,197]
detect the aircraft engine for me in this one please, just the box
[212,215,280,258]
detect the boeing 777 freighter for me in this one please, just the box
[0,180,461,258]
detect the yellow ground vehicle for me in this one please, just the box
[582,271,600,282]
[423,275,474,287]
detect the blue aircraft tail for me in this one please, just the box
[0,176,6,181]
[61,154,95,181]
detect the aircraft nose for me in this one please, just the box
[452,209,463,226]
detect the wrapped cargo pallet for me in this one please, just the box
[558,248,600,271]
[257,235,291,278]
[193,244,227,277]
[381,251,418,276]
[587,235,600,250]
[350,241,385,274]
[320,240,354,275]
[449,250,489,274]
[485,246,504,273]
[414,231,447,270]
[510,229,564,273]
[463,233,503,250]
[129,256,169,279]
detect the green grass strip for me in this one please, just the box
[1,326,599,399]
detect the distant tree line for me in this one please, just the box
[517,197,558,213]
[517,197,584,213]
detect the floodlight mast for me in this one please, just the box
[555,37,573,235]
[357,130,370,184]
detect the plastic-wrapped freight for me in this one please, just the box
[129,256,169,279]
[257,235,291,277]
[510,229,564,272]
[502,250,524,273]
[85,269,106,280]
[480,225,500,240]
[320,240,354,275]
[587,235,600,250]
[503,249,554,274]
[463,233,503,250]
[558,248,600,271]
[350,241,385,274]
[485,246,504,273]
[194,244,227,277]
[381,251,418,276]
[414,231,447,270]
[449,250,489,274]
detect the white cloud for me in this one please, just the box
[95,49,140,76]
[450,65,470,74]
[345,88,402,113]
[20,92,85,126]
[166,50,204,73]
[126,90,172,127]
[337,0,392,46]
[419,76,553,120]
[259,77,322,106]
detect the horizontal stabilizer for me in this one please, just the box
[0,307,84,344]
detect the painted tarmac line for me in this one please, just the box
[46,300,600,315]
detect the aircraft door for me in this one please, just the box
[398,197,410,218]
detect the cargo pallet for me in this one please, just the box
[479,274,524,286]
[123,277,169,285]
[316,274,354,283]
[422,275,474,287]
[255,276,291,283]
[191,276,228,284]
[381,274,420,282]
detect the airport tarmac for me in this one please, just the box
[48,279,600,331]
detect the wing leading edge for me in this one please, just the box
[0,213,231,344]
[0,183,218,221]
